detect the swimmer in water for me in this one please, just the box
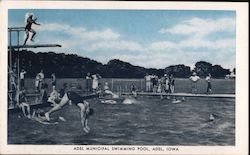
[172,97,185,104]
[100,99,117,104]
[103,82,119,98]
[99,82,118,104]
[123,95,137,104]
[45,91,94,133]
[209,114,215,121]
[172,99,182,104]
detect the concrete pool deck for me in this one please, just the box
[121,92,235,99]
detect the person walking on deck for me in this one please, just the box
[206,73,212,94]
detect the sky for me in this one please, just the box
[9,9,236,70]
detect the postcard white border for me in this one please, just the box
[0,1,248,154]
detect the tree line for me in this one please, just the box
[9,50,233,78]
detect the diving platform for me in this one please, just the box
[121,92,235,99]
[8,44,62,49]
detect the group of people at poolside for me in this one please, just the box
[85,73,102,93]
[189,72,212,94]
[144,73,175,93]
[145,72,212,94]
[12,73,211,133]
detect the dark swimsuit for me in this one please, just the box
[67,91,83,105]
[25,17,33,31]
[66,91,94,118]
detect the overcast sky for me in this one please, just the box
[9,9,236,70]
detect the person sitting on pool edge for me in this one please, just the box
[44,91,94,133]
[15,87,31,118]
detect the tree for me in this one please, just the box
[11,50,165,78]
[194,61,212,77]
[105,59,164,78]
[11,50,104,78]
[10,50,232,79]
[211,65,231,78]
[233,68,236,74]
[165,64,191,78]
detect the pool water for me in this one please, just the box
[8,96,235,145]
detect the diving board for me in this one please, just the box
[121,92,235,99]
[8,44,62,49]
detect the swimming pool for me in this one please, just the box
[8,96,235,145]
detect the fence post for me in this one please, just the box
[140,79,143,92]
[111,78,113,91]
